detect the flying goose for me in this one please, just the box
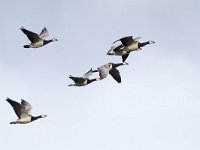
[6,98,47,124]
[68,68,100,86]
[20,26,58,48]
[107,36,155,62]
[94,62,128,83]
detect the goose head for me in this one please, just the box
[40,114,48,118]
[148,40,155,44]
[52,38,58,42]
[123,62,128,65]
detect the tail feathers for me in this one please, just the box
[24,45,30,48]
[10,121,16,124]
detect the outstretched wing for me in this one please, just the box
[113,36,141,47]
[21,99,32,115]
[69,76,85,82]
[107,44,123,54]
[6,98,22,119]
[133,37,141,41]
[39,27,49,39]
[109,68,121,83]
[113,36,132,45]
[119,36,134,46]
[20,26,40,43]
[107,46,116,55]
[109,44,124,53]
[122,52,130,62]
[83,68,95,78]
[113,44,124,52]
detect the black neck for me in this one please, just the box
[112,63,123,68]
[31,115,42,122]
[138,41,149,48]
[87,78,96,84]
[43,39,53,45]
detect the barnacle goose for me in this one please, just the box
[107,36,155,62]
[6,98,47,124]
[20,26,58,48]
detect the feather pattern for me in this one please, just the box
[109,68,121,83]
[82,68,95,78]
[39,27,49,39]
[6,98,22,119]
[20,26,40,43]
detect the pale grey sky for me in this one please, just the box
[0,0,200,150]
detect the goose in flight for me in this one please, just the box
[6,98,47,124]
[94,62,128,83]
[68,68,100,86]
[20,26,58,48]
[107,36,155,62]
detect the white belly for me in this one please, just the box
[126,42,139,52]
[98,65,110,79]
[30,41,44,48]
[16,117,32,124]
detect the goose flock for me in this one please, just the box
[6,26,155,124]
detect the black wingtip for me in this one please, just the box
[6,97,11,101]
[20,26,24,30]
[6,98,14,105]
[113,39,119,44]
[21,99,25,102]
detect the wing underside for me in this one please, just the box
[39,27,49,39]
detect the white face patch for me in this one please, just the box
[41,115,47,118]
[149,40,155,44]
[52,38,58,42]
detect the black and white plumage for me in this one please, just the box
[20,26,58,48]
[68,68,100,86]
[6,98,47,124]
[107,36,155,62]
[107,44,127,56]
[95,62,128,83]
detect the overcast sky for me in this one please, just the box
[0,0,200,150]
